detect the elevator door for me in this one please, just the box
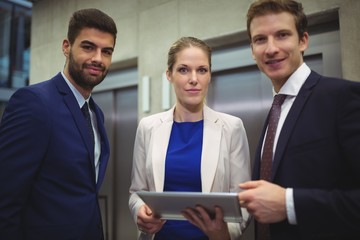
[92,68,139,240]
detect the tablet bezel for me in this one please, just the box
[136,191,242,222]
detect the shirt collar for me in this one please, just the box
[274,62,311,97]
[61,71,90,107]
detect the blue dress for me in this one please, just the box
[154,120,208,240]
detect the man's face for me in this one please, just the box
[250,12,308,91]
[63,28,115,93]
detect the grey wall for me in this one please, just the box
[30,0,360,119]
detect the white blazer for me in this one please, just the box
[129,105,251,240]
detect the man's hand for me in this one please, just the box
[238,180,287,223]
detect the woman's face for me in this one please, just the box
[167,46,211,111]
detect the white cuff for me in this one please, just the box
[285,188,297,225]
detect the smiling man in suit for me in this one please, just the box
[238,0,360,240]
[0,8,117,240]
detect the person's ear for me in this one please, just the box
[299,32,309,53]
[250,43,256,60]
[62,39,70,57]
[166,70,172,83]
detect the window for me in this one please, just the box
[0,0,32,89]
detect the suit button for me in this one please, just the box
[98,223,103,229]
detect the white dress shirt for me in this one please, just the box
[264,63,311,224]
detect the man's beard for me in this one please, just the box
[68,50,108,90]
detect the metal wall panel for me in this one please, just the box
[93,68,139,240]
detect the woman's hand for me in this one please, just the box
[137,204,166,234]
[182,205,230,240]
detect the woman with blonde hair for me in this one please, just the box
[129,36,251,240]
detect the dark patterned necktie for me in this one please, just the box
[260,94,287,180]
[81,102,94,143]
[257,94,286,240]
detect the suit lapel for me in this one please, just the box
[152,109,174,192]
[64,95,95,158]
[54,74,96,179]
[201,106,222,192]
[150,106,223,192]
[271,72,320,180]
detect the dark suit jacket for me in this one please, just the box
[0,73,110,240]
[253,71,360,240]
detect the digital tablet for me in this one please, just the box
[137,191,242,222]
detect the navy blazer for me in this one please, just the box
[253,71,360,240]
[0,73,110,240]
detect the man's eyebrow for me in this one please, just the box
[80,40,114,52]
[80,40,96,46]
[103,47,114,52]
